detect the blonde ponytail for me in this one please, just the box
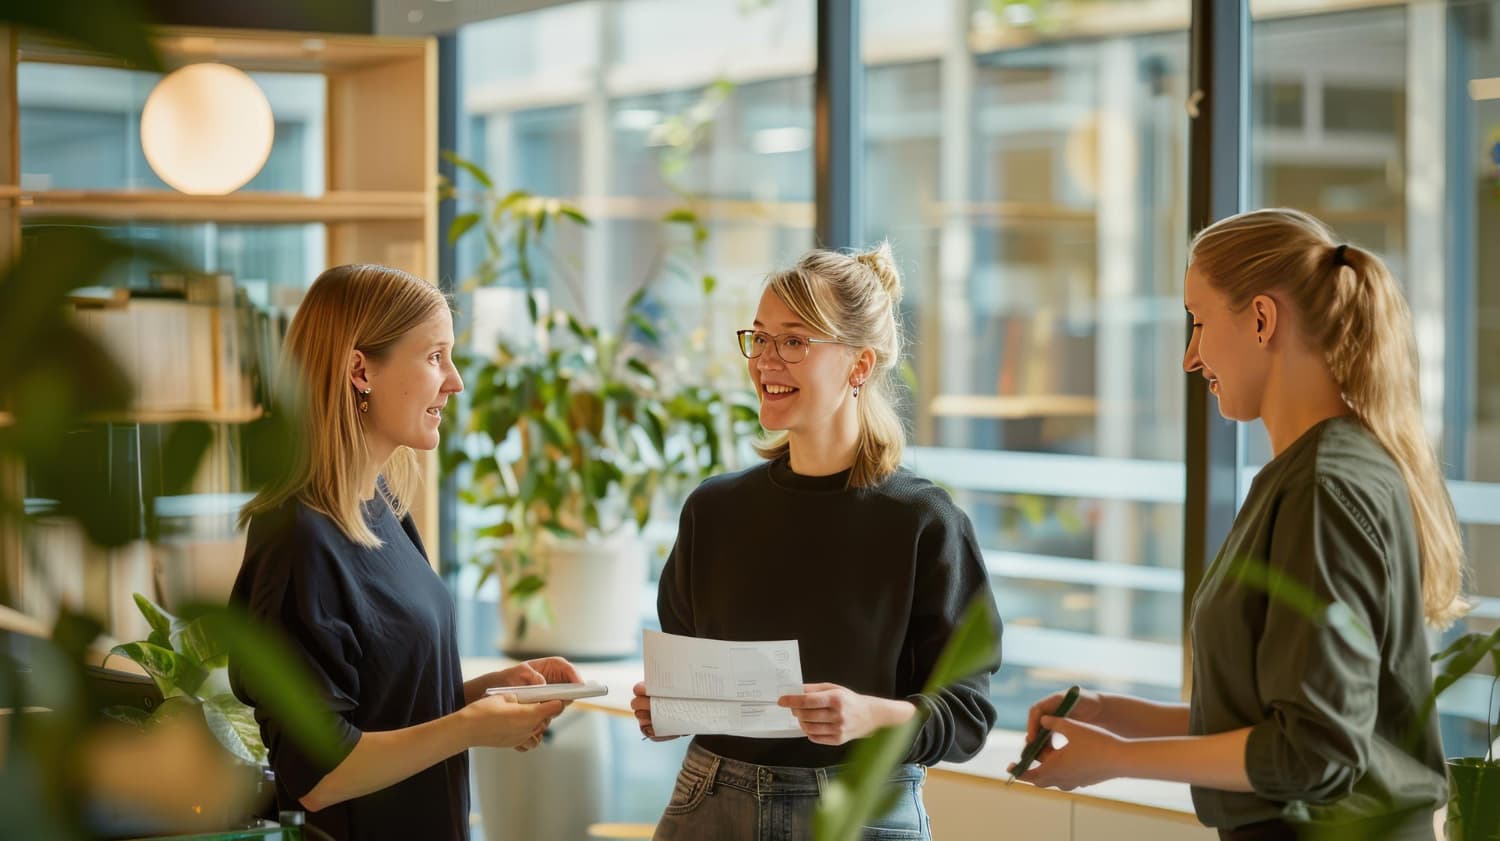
[756,243,906,487]
[1191,209,1469,627]
[1328,246,1468,627]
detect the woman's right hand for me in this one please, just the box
[1025,688,1105,745]
[462,693,565,751]
[631,681,680,742]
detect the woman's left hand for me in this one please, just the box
[1008,716,1125,791]
[778,683,915,745]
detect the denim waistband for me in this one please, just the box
[681,741,926,797]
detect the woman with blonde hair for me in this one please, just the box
[230,264,582,841]
[1014,209,1466,841]
[630,244,1002,840]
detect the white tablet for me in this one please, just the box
[485,681,609,703]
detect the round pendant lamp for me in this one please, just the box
[140,63,274,195]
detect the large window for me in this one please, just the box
[1247,0,1500,762]
[447,0,1500,764]
[452,0,818,824]
[861,0,1192,730]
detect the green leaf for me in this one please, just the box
[448,211,481,246]
[559,205,591,226]
[132,592,177,638]
[812,717,923,841]
[625,287,647,314]
[662,208,700,226]
[477,521,517,540]
[172,616,228,667]
[1431,629,1500,699]
[441,150,494,189]
[102,704,152,728]
[203,693,267,765]
[109,641,208,699]
[625,357,657,382]
[196,606,348,767]
[542,521,580,540]
[629,314,660,343]
[702,274,718,296]
[921,594,1001,696]
[641,407,668,456]
[507,574,546,600]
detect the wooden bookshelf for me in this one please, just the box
[0,25,443,622]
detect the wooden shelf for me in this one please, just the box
[19,26,429,74]
[0,408,263,427]
[84,407,266,425]
[19,189,429,224]
[929,394,1098,419]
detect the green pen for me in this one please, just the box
[1007,685,1081,785]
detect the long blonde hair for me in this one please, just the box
[755,243,906,488]
[1191,208,1468,627]
[239,264,449,547]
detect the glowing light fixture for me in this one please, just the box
[140,63,274,195]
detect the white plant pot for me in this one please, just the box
[498,531,646,660]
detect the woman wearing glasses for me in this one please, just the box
[630,244,1002,841]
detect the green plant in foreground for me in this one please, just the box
[104,594,266,765]
[813,595,1000,841]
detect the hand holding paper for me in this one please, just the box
[643,630,806,738]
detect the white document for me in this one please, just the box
[644,630,806,739]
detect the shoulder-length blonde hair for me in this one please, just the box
[755,242,906,488]
[239,264,449,547]
[1191,208,1468,627]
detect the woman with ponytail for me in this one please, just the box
[1015,209,1466,841]
[630,244,1002,841]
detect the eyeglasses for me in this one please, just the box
[735,329,847,364]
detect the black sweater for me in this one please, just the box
[229,494,468,841]
[658,455,1002,768]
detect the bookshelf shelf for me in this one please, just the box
[0,408,264,427]
[19,190,429,224]
[84,407,266,425]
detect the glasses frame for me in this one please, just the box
[735,329,848,364]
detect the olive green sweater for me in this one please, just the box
[1188,416,1446,835]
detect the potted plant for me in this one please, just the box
[1427,627,1500,841]
[440,153,758,659]
[104,593,266,767]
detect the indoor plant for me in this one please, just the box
[104,593,266,767]
[441,153,758,658]
[1426,626,1500,841]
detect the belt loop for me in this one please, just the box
[815,766,829,795]
[704,755,720,795]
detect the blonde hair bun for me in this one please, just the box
[855,241,903,306]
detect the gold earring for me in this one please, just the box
[359,387,371,413]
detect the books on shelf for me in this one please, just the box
[68,273,301,420]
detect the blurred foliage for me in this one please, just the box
[0,10,342,840]
[813,595,1000,841]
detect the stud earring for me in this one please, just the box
[359,387,371,413]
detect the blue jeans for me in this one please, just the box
[652,742,931,841]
